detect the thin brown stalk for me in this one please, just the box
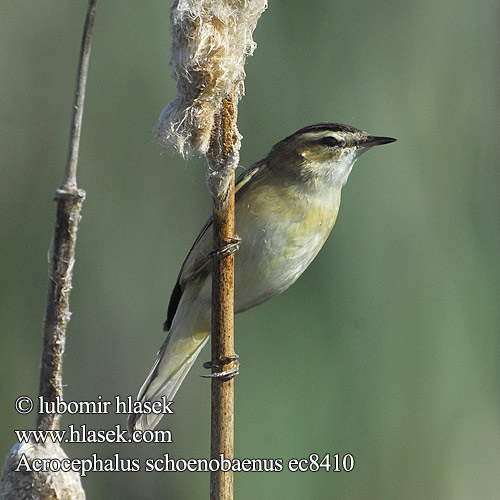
[154,3,267,498]
[37,0,98,431]
[206,95,239,500]
[2,3,97,499]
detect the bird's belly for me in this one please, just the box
[234,195,340,312]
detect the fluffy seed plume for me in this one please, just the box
[155,0,268,156]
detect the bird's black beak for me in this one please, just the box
[364,135,397,147]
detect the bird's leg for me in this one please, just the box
[203,236,240,380]
[201,354,240,380]
[207,235,241,259]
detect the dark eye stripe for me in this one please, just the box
[319,136,339,148]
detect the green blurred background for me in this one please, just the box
[2,1,500,498]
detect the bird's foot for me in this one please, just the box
[207,235,241,259]
[201,354,240,380]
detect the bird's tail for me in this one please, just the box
[128,326,209,432]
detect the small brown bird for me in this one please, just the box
[129,123,396,431]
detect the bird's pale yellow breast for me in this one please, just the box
[233,177,341,310]
[237,178,340,248]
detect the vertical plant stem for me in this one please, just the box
[37,189,85,432]
[210,180,235,500]
[207,96,239,500]
[36,0,98,431]
[155,3,266,498]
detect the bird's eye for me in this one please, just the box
[319,136,340,148]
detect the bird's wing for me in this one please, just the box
[163,162,265,331]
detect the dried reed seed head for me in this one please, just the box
[155,0,268,156]
[1,441,85,499]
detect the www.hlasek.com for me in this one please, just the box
[15,424,171,445]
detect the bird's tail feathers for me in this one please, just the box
[128,328,209,432]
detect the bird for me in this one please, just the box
[129,122,396,431]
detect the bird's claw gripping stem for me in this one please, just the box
[201,354,240,380]
[207,235,241,259]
